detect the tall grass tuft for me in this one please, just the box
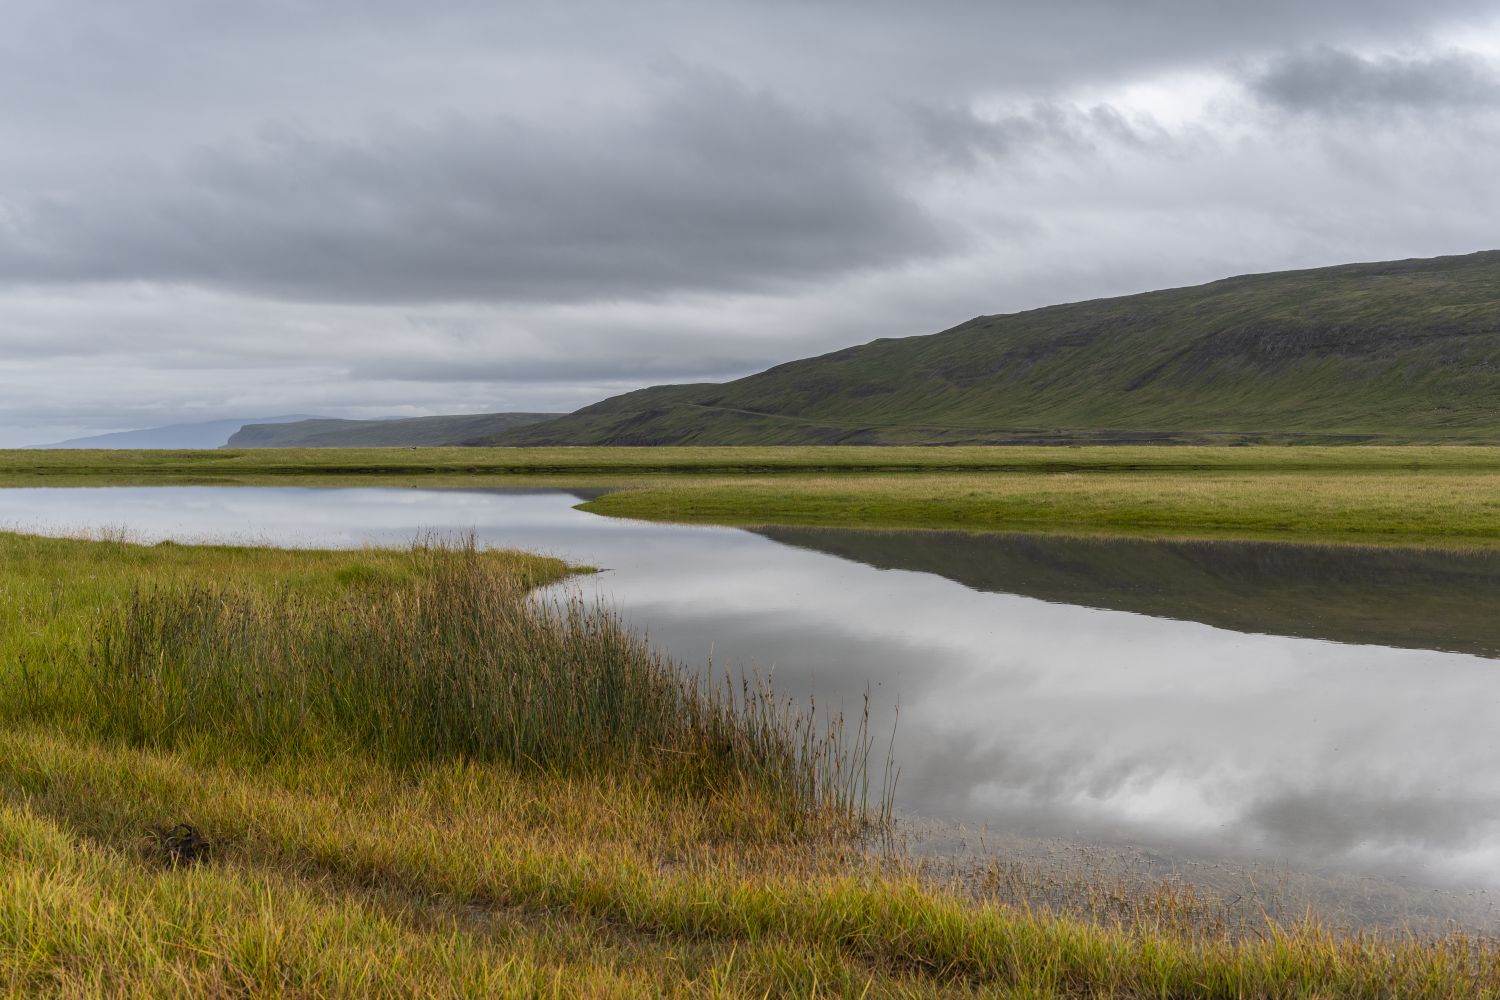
[47,539,876,828]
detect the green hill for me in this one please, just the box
[495,251,1500,445]
[229,412,561,448]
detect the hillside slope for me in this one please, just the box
[230,412,560,448]
[495,251,1500,445]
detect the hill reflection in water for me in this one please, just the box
[757,527,1500,657]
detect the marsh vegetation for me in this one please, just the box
[3,527,1500,995]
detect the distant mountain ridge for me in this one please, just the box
[491,250,1500,446]
[229,412,562,448]
[35,415,316,449]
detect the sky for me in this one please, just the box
[3,1,1499,445]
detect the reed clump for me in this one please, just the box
[38,539,871,828]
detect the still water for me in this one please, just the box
[3,486,1498,889]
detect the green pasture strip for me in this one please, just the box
[579,468,1500,549]
[3,444,1500,485]
[4,445,1498,548]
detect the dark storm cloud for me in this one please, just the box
[1250,48,1500,115]
[0,74,949,303]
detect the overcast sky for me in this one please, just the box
[3,1,1499,444]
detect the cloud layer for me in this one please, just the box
[0,73,949,303]
[1,2,1498,444]
[1250,47,1500,114]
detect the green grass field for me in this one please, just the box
[5,445,1500,548]
[5,530,1500,996]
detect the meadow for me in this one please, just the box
[2,527,1500,995]
[5,444,1500,548]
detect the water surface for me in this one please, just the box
[760,526,1500,658]
[3,486,1498,893]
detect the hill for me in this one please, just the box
[228,412,561,448]
[493,251,1500,445]
[35,415,315,449]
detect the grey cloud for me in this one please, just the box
[343,351,775,386]
[0,73,951,303]
[2,3,1494,177]
[4,1,1500,443]
[910,101,1171,169]
[1250,48,1500,115]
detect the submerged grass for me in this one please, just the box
[4,530,1500,995]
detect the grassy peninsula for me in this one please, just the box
[4,444,1499,548]
[5,529,1500,995]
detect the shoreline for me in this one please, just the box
[890,812,1500,938]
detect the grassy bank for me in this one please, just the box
[580,466,1500,548]
[4,532,1500,995]
[7,444,1500,483]
[0,533,867,827]
[5,445,1499,548]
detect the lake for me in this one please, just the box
[3,485,1498,900]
